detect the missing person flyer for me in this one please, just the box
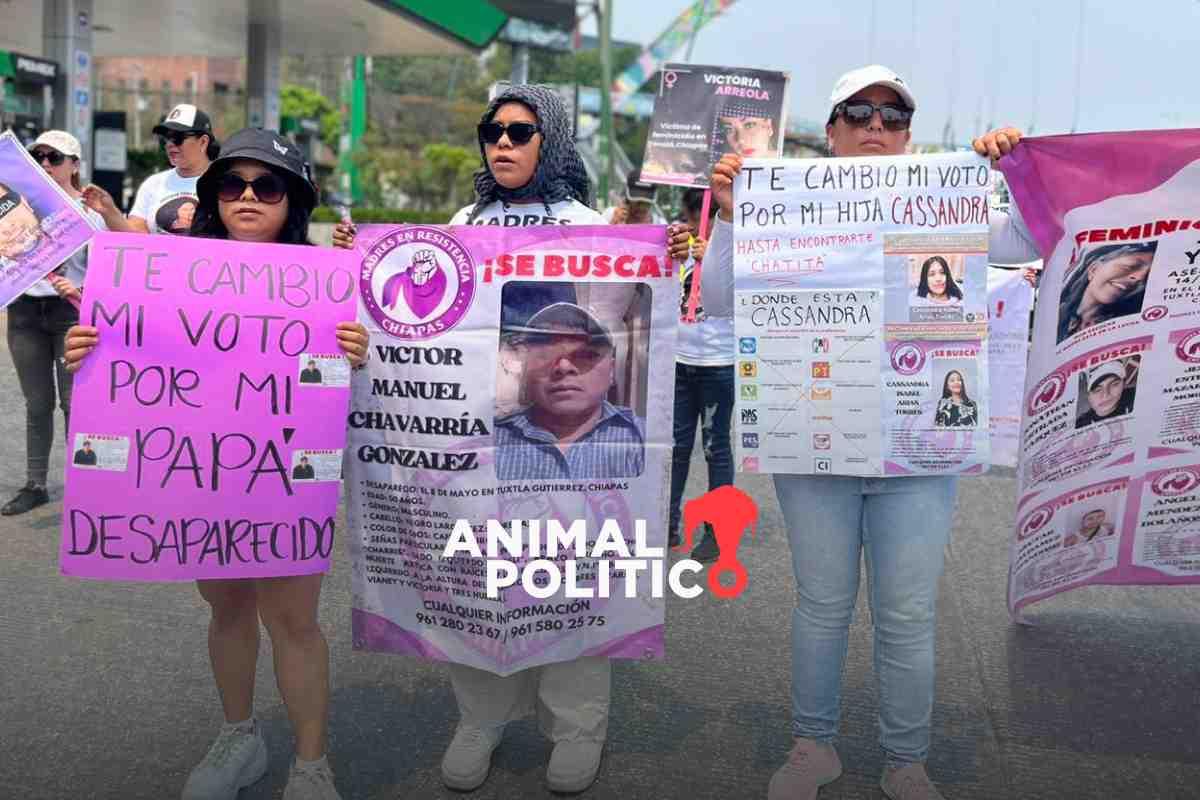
[346,224,676,675]
[1001,129,1200,613]
[0,130,96,307]
[639,63,789,189]
[731,152,992,477]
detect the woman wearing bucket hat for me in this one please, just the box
[337,84,612,794]
[1,130,106,517]
[63,128,368,800]
[82,103,218,235]
[670,65,1040,800]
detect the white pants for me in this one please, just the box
[448,656,611,742]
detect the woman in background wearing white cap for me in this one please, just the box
[1,131,106,517]
[81,103,218,236]
[671,65,1039,800]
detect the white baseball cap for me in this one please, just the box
[1087,361,1125,390]
[32,130,82,160]
[829,65,917,115]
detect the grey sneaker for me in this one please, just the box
[441,724,503,791]
[180,724,268,800]
[881,763,946,800]
[283,759,342,800]
[767,737,842,800]
[546,739,603,793]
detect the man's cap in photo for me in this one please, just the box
[523,302,614,349]
[829,65,917,114]
[1088,362,1125,390]
[153,104,214,136]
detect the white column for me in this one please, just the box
[246,0,282,130]
[43,0,94,176]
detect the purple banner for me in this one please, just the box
[60,232,357,581]
[0,131,95,307]
[1000,130,1200,614]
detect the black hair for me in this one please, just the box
[682,188,713,218]
[202,134,220,162]
[917,256,963,300]
[941,370,972,402]
[189,162,312,245]
[1057,242,1156,343]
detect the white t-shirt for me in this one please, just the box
[23,201,107,298]
[448,198,604,226]
[130,168,200,235]
[676,255,734,366]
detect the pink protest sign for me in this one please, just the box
[0,130,96,307]
[1000,130,1200,614]
[60,232,357,581]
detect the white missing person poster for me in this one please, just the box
[732,152,992,476]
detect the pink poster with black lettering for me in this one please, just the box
[60,232,357,581]
[1000,129,1200,614]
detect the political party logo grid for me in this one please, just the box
[360,227,475,341]
[739,337,757,354]
[742,433,759,449]
[812,362,830,379]
[739,360,758,379]
[740,384,758,401]
[740,408,758,425]
[813,433,832,450]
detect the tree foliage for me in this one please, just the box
[280,84,342,147]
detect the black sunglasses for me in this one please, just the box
[478,121,542,146]
[833,101,913,131]
[216,172,288,204]
[29,148,67,166]
[159,131,202,148]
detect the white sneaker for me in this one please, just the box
[283,758,342,800]
[881,763,946,800]
[441,725,503,791]
[546,739,603,794]
[180,723,268,800]
[766,737,842,800]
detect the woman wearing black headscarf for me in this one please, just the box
[399,85,609,795]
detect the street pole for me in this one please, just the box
[598,0,613,207]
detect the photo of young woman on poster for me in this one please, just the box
[1057,242,1156,344]
[934,369,978,427]
[911,255,964,305]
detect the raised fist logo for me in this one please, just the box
[381,248,448,319]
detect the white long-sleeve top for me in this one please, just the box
[701,196,1040,319]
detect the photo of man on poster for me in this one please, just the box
[1062,508,1117,548]
[1075,359,1138,429]
[494,301,646,480]
[72,440,97,466]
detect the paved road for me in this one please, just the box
[1,309,1198,799]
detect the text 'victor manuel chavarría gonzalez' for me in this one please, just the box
[439,519,705,600]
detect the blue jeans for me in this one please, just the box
[773,473,957,766]
[668,362,735,535]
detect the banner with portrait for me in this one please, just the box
[731,152,992,476]
[346,224,676,675]
[0,130,96,307]
[1000,129,1200,613]
[639,63,789,188]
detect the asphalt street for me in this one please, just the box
[1,309,1198,800]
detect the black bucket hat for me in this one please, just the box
[197,127,317,211]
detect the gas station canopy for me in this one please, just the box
[87,0,509,57]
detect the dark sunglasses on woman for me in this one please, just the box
[216,172,288,204]
[478,121,542,146]
[833,101,913,131]
[159,131,201,148]
[28,148,67,166]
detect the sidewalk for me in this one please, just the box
[1,312,1198,799]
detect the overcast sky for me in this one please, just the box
[587,0,1199,145]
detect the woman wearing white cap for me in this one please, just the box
[1,130,106,517]
[82,103,218,235]
[671,65,1038,800]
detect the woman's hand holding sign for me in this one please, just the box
[972,127,1024,161]
[711,153,743,222]
[336,321,370,368]
[63,325,97,373]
